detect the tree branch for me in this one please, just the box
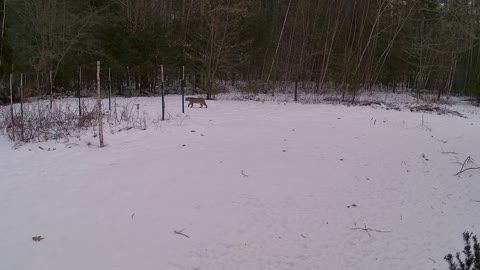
[174,229,190,238]
[455,156,480,176]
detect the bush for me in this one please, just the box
[444,232,480,270]
[0,101,97,142]
[0,98,147,143]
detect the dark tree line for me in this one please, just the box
[1,0,480,102]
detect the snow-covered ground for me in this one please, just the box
[1,96,480,270]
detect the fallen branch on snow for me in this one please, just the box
[174,229,190,238]
[455,156,480,176]
[441,151,458,155]
[180,115,190,126]
[350,223,392,237]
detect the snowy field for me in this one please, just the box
[1,96,480,270]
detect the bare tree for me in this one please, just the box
[188,0,252,99]
[15,0,107,80]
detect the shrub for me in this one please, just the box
[1,98,147,143]
[444,232,480,270]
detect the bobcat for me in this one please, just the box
[186,97,208,108]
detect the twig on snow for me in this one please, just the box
[350,223,392,237]
[441,151,458,155]
[458,156,472,172]
[456,167,480,176]
[455,156,480,176]
[174,229,190,238]
[180,115,190,126]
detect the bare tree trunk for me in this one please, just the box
[320,0,343,87]
[0,0,7,73]
[266,0,292,97]
[371,2,416,85]
[283,3,298,84]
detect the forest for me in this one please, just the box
[1,0,480,102]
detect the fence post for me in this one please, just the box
[9,73,15,141]
[78,66,82,117]
[36,72,39,97]
[294,80,298,102]
[97,61,104,147]
[153,69,157,95]
[20,73,23,117]
[182,65,185,113]
[20,73,24,141]
[127,65,131,89]
[161,65,165,121]
[108,67,112,111]
[49,70,53,109]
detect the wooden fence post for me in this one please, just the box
[182,65,185,113]
[97,61,104,147]
[161,65,165,121]
[20,73,24,141]
[9,73,15,141]
[49,70,53,109]
[108,67,112,111]
[78,66,82,117]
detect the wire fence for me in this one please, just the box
[0,61,204,106]
[0,61,194,144]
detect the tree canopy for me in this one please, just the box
[1,0,480,101]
